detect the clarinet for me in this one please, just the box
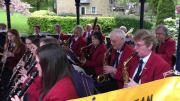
[7,50,32,87]
[26,59,37,75]
[17,71,38,98]
[7,71,38,100]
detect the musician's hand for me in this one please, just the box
[80,58,86,65]
[18,61,25,67]
[124,78,138,88]
[6,51,14,57]
[19,74,28,83]
[11,95,22,101]
[103,66,117,75]
[19,68,27,75]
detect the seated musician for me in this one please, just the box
[124,29,171,88]
[81,32,107,77]
[54,24,69,44]
[93,24,105,41]
[1,29,25,99]
[33,25,48,37]
[155,25,176,66]
[69,25,86,58]
[82,24,93,45]
[11,44,78,101]
[103,29,135,90]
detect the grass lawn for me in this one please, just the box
[0,9,30,36]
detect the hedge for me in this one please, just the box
[27,15,153,35]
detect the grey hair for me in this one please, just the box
[110,28,126,40]
[156,25,169,36]
[120,26,127,33]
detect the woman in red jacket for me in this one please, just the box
[81,31,107,77]
[11,44,78,101]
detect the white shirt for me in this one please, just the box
[0,30,6,33]
[132,52,152,83]
[85,32,91,38]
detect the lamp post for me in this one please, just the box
[139,0,145,29]
[4,0,11,30]
[176,18,180,72]
[175,5,180,72]
[75,0,80,25]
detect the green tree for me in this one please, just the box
[156,0,175,25]
[149,0,159,15]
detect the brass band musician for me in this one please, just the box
[103,29,135,90]
[80,31,107,77]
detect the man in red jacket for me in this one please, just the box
[82,24,93,45]
[155,25,176,66]
[124,29,171,88]
[103,29,135,89]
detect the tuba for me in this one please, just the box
[122,52,137,83]
[96,47,112,83]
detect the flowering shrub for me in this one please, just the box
[1,0,31,15]
[164,17,178,41]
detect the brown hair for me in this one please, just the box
[134,29,157,47]
[5,29,23,53]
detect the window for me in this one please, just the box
[81,7,85,15]
[91,7,96,14]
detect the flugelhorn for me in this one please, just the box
[123,52,137,83]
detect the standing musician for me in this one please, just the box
[81,31,107,77]
[93,24,105,41]
[0,29,26,99]
[54,24,69,44]
[124,29,171,88]
[69,25,86,58]
[155,25,176,66]
[103,29,135,90]
[119,26,134,46]
[11,44,78,101]
[82,24,93,45]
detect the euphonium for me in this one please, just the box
[122,52,137,83]
[97,47,112,83]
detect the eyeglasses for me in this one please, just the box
[134,43,146,48]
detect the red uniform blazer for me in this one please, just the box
[157,38,176,66]
[128,52,171,84]
[112,44,135,88]
[42,76,78,101]
[70,36,86,57]
[6,43,26,70]
[84,44,107,75]
[27,76,42,101]
[58,33,69,41]
[82,32,91,40]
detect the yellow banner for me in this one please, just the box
[70,76,180,101]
